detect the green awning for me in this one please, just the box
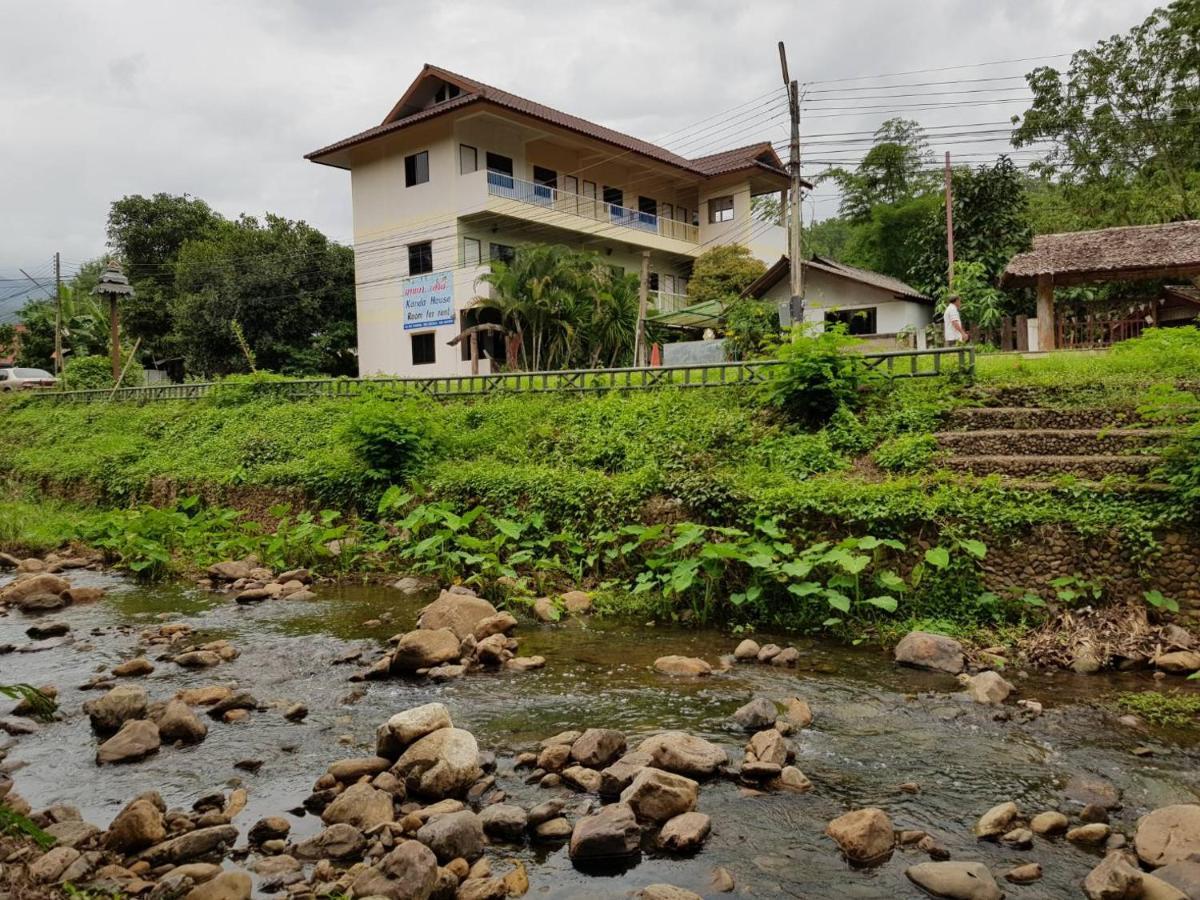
[647,299,724,328]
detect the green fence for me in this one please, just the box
[27,347,974,404]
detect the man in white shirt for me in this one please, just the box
[943,295,968,346]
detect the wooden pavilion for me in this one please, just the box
[1001,220,1200,350]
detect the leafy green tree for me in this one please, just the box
[170,214,355,376]
[822,119,937,223]
[686,245,767,308]
[841,194,940,286]
[1013,0,1200,220]
[14,300,55,368]
[0,323,16,362]
[803,216,856,260]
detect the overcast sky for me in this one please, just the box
[0,0,1161,290]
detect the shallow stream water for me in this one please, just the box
[2,571,1199,898]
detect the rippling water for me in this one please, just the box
[2,571,1199,898]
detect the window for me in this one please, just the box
[485,152,513,175]
[603,186,623,208]
[532,166,557,189]
[489,243,515,264]
[648,272,660,291]
[638,196,657,216]
[433,83,461,104]
[405,151,429,187]
[411,332,436,366]
[825,307,878,336]
[408,241,433,275]
[463,237,481,266]
[563,175,578,195]
[708,195,734,223]
[459,144,478,174]
[663,274,676,294]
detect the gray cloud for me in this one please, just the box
[0,0,1162,277]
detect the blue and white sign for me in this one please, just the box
[402,271,454,330]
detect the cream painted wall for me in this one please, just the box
[760,268,933,335]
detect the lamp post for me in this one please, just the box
[91,260,134,381]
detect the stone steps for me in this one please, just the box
[935,428,1172,457]
[943,454,1157,480]
[945,407,1136,432]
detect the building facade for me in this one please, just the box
[307,64,791,376]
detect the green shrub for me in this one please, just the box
[762,325,882,425]
[344,397,433,481]
[1157,421,1200,509]
[63,354,141,389]
[874,433,938,472]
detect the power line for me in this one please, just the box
[802,52,1071,87]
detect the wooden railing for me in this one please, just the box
[24,347,974,405]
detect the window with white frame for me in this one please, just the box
[708,195,734,223]
[463,237,481,266]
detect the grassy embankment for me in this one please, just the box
[1,328,1197,640]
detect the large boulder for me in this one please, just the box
[349,839,438,900]
[732,697,778,731]
[184,870,251,900]
[327,756,391,783]
[0,573,70,605]
[637,732,728,777]
[570,728,626,769]
[156,699,208,744]
[961,671,1014,705]
[390,629,461,672]
[417,591,498,640]
[104,793,166,853]
[140,825,238,866]
[1135,805,1200,868]
[96,720,160,765]
[620,768,698,823]
[374,700,453,758]
[906,861,1002,900]
[320,782,395,831]
[659,811,711,853]
[393,727,481,798]
[1153,651,1200,674]
[826,808,894,866]
[84,684,148,734]
[653,656,712,677]
[479,804,527,842]
[747,728,789,768]
[415,809,484,862]
[1152,860,1200,898]
[569,803,640,864]
[894,631,965,674]
[292,823,365,861]
[600,751,653,797]
[974,802,1019,839]
[1083,853,1144,899]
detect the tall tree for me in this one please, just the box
[822,119,937,223]
[1013,0,1200,220]
[686,245,767,307]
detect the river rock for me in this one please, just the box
[174,650,223,668]
[906,861,1002,899]
[390,628,462,672]
[974,801,1018,839]
[479,803,527,842]
[29,845,81,883]
[141,824,238,866]
[561,590,592,615]
[84,684,148,733]
[104,792,166,852]
[772,765,814,793]
[732,697,777,731]
[0,573,70,605]
[473,612,518,641]
[292,823,365,860]
[393,727,481,798]
[756,643,781,662]
[248,816,291,844]
[771,646,800,666]
[206,691,257,719]
[44,820,100,848]
[1030,810,1069,835]
[570,728,626,768]
[638,887,703,900]
[320,782,395,830]
[565,802,638,866]
[734,639,760,660]
[659,811,711,853]
[1152,860,1200,898]
[1068,823,1112,844]
[26,620,70,639]
[785,697,814,728]
[97,719,160,765]
[562,765,603,793]
[378,702,453,758]
[826,808,894,865]
[64,585,104,604]
[961,671,1014,705]
[653,655,712,676]
[1135,804,1200,867]
[620,768,698,823]
[1154,651,1200,674]
[416,809,484,862]
[327,755,391,783]
[184,870,251,900]
[1005,862,1043,884]
[600,751,653,796]
[1084,852,1144,899]
[112,657,154,677]
[349,839,439,900]
[894,631,965,673]
[637,732,728,777]
[1065,774,1122,810]
[208,560,253,581]
[156,699,208,744]
[748,728,789,767]
[537,743,572,772]
[417,590,497,639]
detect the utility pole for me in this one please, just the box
[779,41,804,328]
[944,151,955,291]
[54,252,63,379]
[633,250,651,366]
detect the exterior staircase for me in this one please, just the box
[935,407,1173,483]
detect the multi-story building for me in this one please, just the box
[307,64,791,376]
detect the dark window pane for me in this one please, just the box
[411,332,436,365]
[532,166,557,188]
[408,241,433,275]
[485,152,513,175]
[405,151,429,187]
[603,186,623,207]
[489,243,515,264]
[825,308,877,335]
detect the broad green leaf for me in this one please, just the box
[787,581,823,597]
[825,591,851,613]
[864,595,898,613]
[876,570,906,591]
[959,538,987,559]
[925,547,950,569]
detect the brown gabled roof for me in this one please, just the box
[742,255,931,303]
[307,64,797,184]
[1001,220,1200,288]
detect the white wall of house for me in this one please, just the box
[759,268,933,335]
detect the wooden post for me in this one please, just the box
[110,296,120,379]
[633,250,650,366]
[1015,314,1029,351]
[1036,274,1055,351]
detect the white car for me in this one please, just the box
[0,367,58,391]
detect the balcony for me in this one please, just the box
[651,291,691,313]
[485,170,699,244]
